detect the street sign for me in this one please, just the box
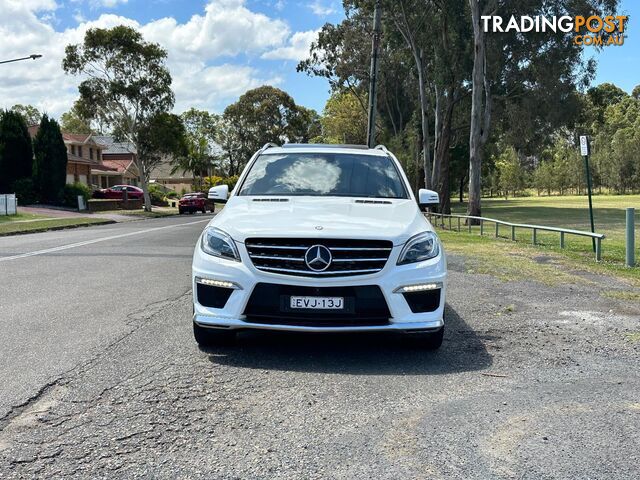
[580,135,589,156]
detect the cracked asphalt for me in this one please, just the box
[1,215,639,479]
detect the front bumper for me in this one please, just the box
[192,240,447,333]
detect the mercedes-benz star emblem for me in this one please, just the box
[304,245,332,272]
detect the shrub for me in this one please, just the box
[166,190,178,199]
[62,182,91,208]
[148,184,168,206]
[204,175,239,191]
[11,178,38,205]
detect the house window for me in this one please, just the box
[78,146,83,158]
[71,145,76,155]
[89,148,94,160]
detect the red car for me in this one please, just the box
[93,185,144,200]
[179,192,213,214]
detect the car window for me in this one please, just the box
[112,186,123,191]
[238,153,408,199]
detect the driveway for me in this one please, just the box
[0,218,638,478]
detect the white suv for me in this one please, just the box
[192,144,447,348]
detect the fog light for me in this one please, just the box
[394,282,441,293]
[195,277,242,290]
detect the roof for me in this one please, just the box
[67,153,93,165]
[91,163,118,172]
[27,125,106,147]
[93,135,137,155]
[150,157,192,180]
[102,159,135,174]
[264,143,389,157]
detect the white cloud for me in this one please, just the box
[93,0,128,8]
[0,0,301,117]
[308,0,336,16]
[262,29,318,61]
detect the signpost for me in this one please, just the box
[580,135,596,253]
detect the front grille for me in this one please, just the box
[244,238,393,277]
[243,283,390,327]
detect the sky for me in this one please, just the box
[0,0,637,120]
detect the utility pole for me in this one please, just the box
[0,54,42,65]
[580,135,596,252]
[366,0,382,148]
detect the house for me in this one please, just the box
[150,157,194,194]
[27,127,107,187]
[92,136,140,188]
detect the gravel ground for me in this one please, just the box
[0,255,638,479]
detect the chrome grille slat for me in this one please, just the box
[257,266,381,275]
[245,238,393,278]
[332,258,387,262]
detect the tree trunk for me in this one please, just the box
[467,0,492,222]
[432,87,455,213]
[416,50,433,189]
[138,161,152,212]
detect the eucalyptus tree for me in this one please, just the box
[63,25,176,211]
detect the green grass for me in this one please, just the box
[0,217,113,235]
[0,213,46,224]
[99,208,179,218]
[443,194,639,270]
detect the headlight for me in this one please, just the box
[200,227,240,261]
[397,231,440,265]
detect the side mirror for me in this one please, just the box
[208,184,229,203]
[418,189,439,207]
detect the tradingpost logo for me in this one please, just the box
[481,15,628,46]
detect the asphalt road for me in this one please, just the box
[0,215,639,479]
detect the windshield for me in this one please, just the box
[237,152,408,198]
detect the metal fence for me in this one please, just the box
[0,194,17,216]
[426,212,606,262]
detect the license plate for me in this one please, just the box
[289,296,344,310]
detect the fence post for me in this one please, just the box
[480,219,484,236]
[560,232,565,249]
[511,226,516,241]
[626,208,635,267]
[457,217,461,232]
[532,228,537,245]
[596,237,602,262]
[449,216,452,231]
[495,223,499,237]
[468,220,472,233]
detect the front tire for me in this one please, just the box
[193,323,236,347]
[405,325,444,350]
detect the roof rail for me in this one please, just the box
[374,145,389,153]
[261,142,279,150]
[282,143,370,150]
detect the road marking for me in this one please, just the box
[0,219,210,262]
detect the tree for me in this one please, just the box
[495,146,526,198]
[63,25,175,211]
[321,91,367,144]
[33,115,67,203]
[0,110,34,193]
[60,102,94,134]
[10,104,42,126]
[172,109,220,190]
[138,112,189,188]
[218,86,319,175]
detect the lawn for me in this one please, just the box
[0,212,47,224]
[0,217,114,235]
[437,194,639,280]
[98,207,180,218]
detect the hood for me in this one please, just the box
[210,196,432,245]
